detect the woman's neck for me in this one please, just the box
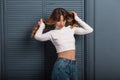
[55,26,65,29]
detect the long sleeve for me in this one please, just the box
[73,16,94,35]
[34,23,51,41]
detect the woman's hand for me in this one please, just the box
[71,11,78,16]
[38,18,44,26]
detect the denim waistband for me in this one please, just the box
[57,57,77,63]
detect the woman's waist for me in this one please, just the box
[57,50,76,60]
[55,46,75,53]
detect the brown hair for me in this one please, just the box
[31,8,80,38]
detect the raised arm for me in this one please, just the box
[34,19,51,41]
[72,12,93,35]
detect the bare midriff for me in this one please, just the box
[57,50,76,60]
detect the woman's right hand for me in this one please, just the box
[38,18,44,26]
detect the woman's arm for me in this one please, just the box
[34,19,51,41]
[72,12,94,35]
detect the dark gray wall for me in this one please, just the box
[86,0,120,80]
[95,0,120,80]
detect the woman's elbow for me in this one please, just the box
[90,28,94,33]
[34,34,42,41]
[87,28,94,34]
[34,35,39,40]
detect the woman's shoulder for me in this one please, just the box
[46,29,57,34]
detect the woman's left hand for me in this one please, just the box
[71,11,78,16]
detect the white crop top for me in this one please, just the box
[34,16,93,53]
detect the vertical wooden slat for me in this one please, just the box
[0,0,2,79]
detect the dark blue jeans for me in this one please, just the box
[51,57,78,80]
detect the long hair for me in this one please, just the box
[31,8,80,38]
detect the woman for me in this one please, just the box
[31,8,93,80]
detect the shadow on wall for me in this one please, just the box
[24,27,57,80]
[44,41,57,80]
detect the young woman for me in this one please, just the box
[31,8,93,80]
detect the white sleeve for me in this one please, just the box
[73,16,94,35]
[34,23,51,41]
